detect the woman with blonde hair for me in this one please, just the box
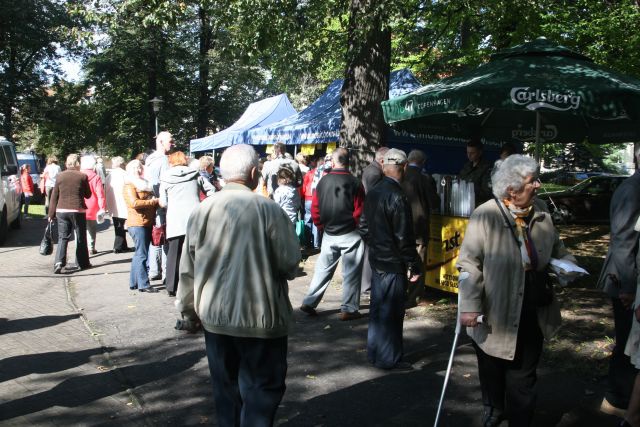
[124,159,159,293]
[48,154,92,273]
[105,156,129,253]
[42,155,61,214]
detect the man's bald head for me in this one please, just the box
[156,131,174,154]
[374,147,389,163]
[331,147,349,169]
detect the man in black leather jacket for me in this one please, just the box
[363,148,422,371]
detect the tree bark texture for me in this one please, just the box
[338,0,391,178]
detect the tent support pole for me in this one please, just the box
[535,111,541,165]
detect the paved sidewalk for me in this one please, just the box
[0,216,621,426]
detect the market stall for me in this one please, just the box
[382,38,640,293]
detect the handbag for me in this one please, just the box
[295,219,305,244]
[151,224,166,246]
[494,198,554,307]
[39,222,53,256]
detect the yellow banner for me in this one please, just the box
[424,214,469,294]
[300,144,315,155]
[326,142,337,152]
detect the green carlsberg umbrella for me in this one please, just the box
[382,38,640,148]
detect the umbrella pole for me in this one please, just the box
[535,111,541,164]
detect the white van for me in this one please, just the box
[0,137,22,243]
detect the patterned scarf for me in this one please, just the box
[502,199,538,271]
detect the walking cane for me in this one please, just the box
[433,306,484,427]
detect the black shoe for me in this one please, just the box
[139,287,159,293]
[167,291,176,297]
[53,263,63,274]
[388,361,414,371]
[300,304,317,316]
[114,248,131,254]
[149,274,162,281]
[482,406,504,427]
[90,248,98,255]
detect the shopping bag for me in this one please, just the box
[39,222,53,256]
[151,224,166,246]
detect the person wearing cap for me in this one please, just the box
[363,148,421,371]
[460,139,492,207]
[300,147,365,321]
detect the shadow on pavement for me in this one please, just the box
[0,347,112,383]
[0,349,206,421]
[0,314,81,335]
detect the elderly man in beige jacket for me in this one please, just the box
[176,144,300,427]
[457,154,576,427]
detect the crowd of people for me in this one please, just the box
[38,134,640,427]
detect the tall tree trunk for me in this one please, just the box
[338,0,391,178]
[196,6,214,138]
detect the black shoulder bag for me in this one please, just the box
[494,198,553,307]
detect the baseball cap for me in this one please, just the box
[383,148,407,165]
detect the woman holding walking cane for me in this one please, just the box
[456,154,577,427]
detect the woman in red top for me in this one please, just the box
[20,164,34,216]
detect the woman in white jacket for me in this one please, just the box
[105,156,129,253]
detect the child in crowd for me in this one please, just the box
[20,164,34,216]
[273,166,300,225]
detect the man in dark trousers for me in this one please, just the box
[176,144,301,426]
[401,149,440,307]
[364,148,422,370]
[48,153,92,274]
[300,147,366,320]
[597,146,640,417]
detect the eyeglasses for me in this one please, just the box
[525,176,541,186]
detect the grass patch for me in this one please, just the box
[26,204,46,219]
[539,183,569,192]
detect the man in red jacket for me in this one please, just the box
[300,148,365,320]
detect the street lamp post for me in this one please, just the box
[149,96,164,136]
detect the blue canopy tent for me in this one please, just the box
[245,69,422,146]
[189,93,296,153]
[245,69,501,174]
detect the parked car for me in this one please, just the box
[538,175,627,224]
[17,151,44,198]
[0,137,23,243]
